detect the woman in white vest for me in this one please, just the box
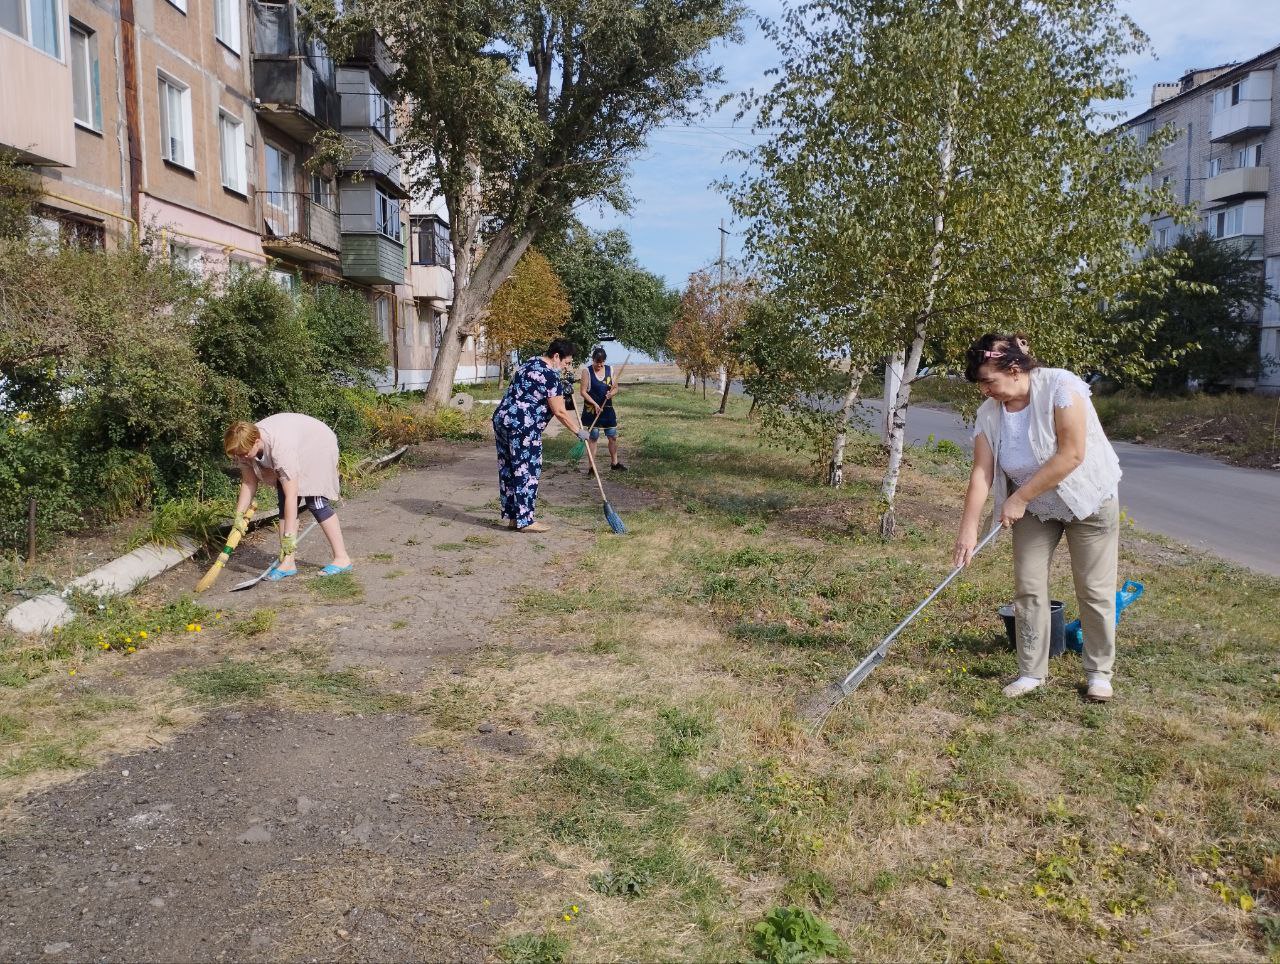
[952,334,1122,702]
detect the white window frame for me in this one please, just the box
[270,268,298,294]
[213,0,239,53]
[165,0,186,13]
[1237,142,1264,169]
[218,109,246,194]
[1207,157,1222,178]
[158,73,194,169]
[169,241,201,272]
[1156,227,1168,248]
[69,21,101,130]
[2,0,61,57]
[374,187,399,240]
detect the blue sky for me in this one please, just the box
[584,0,1277,290]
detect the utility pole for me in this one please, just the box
[717,219,728,397]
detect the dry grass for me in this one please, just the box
[417,384,1280,963]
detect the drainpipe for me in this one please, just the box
[119,0,143,229]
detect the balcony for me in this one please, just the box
[340,130,405,193]
[0,31,75,166]
[251,1,339,138]
[258,191,341,262]
[341,232,404,285]
[1210,99,1271,142]
[346,30,395,80]
[409,263,454,304]
[1204,166,1270,204]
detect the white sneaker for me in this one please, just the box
[1086,674,1113,702]
[1002,676,1044,698]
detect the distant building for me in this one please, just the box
[1122,44,1280,392]
[0,0,498,389]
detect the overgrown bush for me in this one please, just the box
[0,152,402,551]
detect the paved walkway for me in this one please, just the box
[865,399,1280,576]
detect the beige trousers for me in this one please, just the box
[1011,497,1119,680]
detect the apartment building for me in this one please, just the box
[0,0,498,387]
[1125,43,1280,392]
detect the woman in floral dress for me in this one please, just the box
[492,338,588,533]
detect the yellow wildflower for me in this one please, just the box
[186,623,196,632]
[138,631,148,639]
[562,915,571,922]
[126,646,136,654]
[68,669,76,676]
[571,906,579,914]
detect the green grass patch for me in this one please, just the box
[179,660,285,701]
[305,572,363,601]
[476,384,1280,962]
[232,608,276,637]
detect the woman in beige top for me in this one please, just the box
[224,413,351,579]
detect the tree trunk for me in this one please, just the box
[882,350,904,444]
[716,364,733,414]
[879,56,961,538]
[829,367,867,487]
[701,377,706,400]
[685,370,693,389]
[748,396,758,419]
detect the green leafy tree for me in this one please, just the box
[483,247,571,378]
[669,267,753,410]
[309,0,744,410]
[728,0,1179,535]
[543,219,679,359]
[1114,232,1274,393]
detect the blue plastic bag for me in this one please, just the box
[1064,581,1144,653]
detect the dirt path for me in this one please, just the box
[0,442,610,962]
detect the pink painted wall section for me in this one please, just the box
[0,31,76,167]
[141,194,266,270]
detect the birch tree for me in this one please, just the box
[728,0,1177,535]
[311,0,743,410]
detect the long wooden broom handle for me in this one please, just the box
[581,436,611,503]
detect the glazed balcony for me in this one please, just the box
[250,1,339,138]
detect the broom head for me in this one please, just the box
[603,499,626,534]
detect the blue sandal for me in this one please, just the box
[319,564,353,576]
[265,567,297,581]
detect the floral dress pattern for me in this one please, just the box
[492,358,565,528]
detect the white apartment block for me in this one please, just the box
[1124,43,1280,392]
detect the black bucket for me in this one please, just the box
[998,601,1066,658]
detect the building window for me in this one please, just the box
[165,0,186,13]
[1156,227,1168,248]
[158,74,194,169]
[2,0,60,56]
[214,0,239,53]
[263,143,296,234]
[1207,158,1222,178]
[370,86,395,143]
[270,268,298,294]
[1211,205,1245,240]
[169,241,201,272]
[69,22,102,131]
[309,173,335,209]
[1212,81,1245,114]
[1237,142,1264,168]
[375,188,399,240]
[374,297,391,342]
[218,110,246,194]
[410,217,450,266]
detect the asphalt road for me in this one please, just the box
[864,399,1280,577]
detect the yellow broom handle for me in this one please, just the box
[195,500,257,593]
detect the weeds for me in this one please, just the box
[306,572,362,601]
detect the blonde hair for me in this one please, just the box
[223,421,260,457]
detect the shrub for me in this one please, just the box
[299,284,386,386]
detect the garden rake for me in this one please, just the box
[801,525,1003,732]
[230,520,319,591]
[570,354,632,460]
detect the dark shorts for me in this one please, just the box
[589,427,618,440]
[276,484,335,523]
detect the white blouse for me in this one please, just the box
[999,372,1112,522]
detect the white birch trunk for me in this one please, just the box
[879,58,962,538]
[829,366,867,487]
[881,351,904,444]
